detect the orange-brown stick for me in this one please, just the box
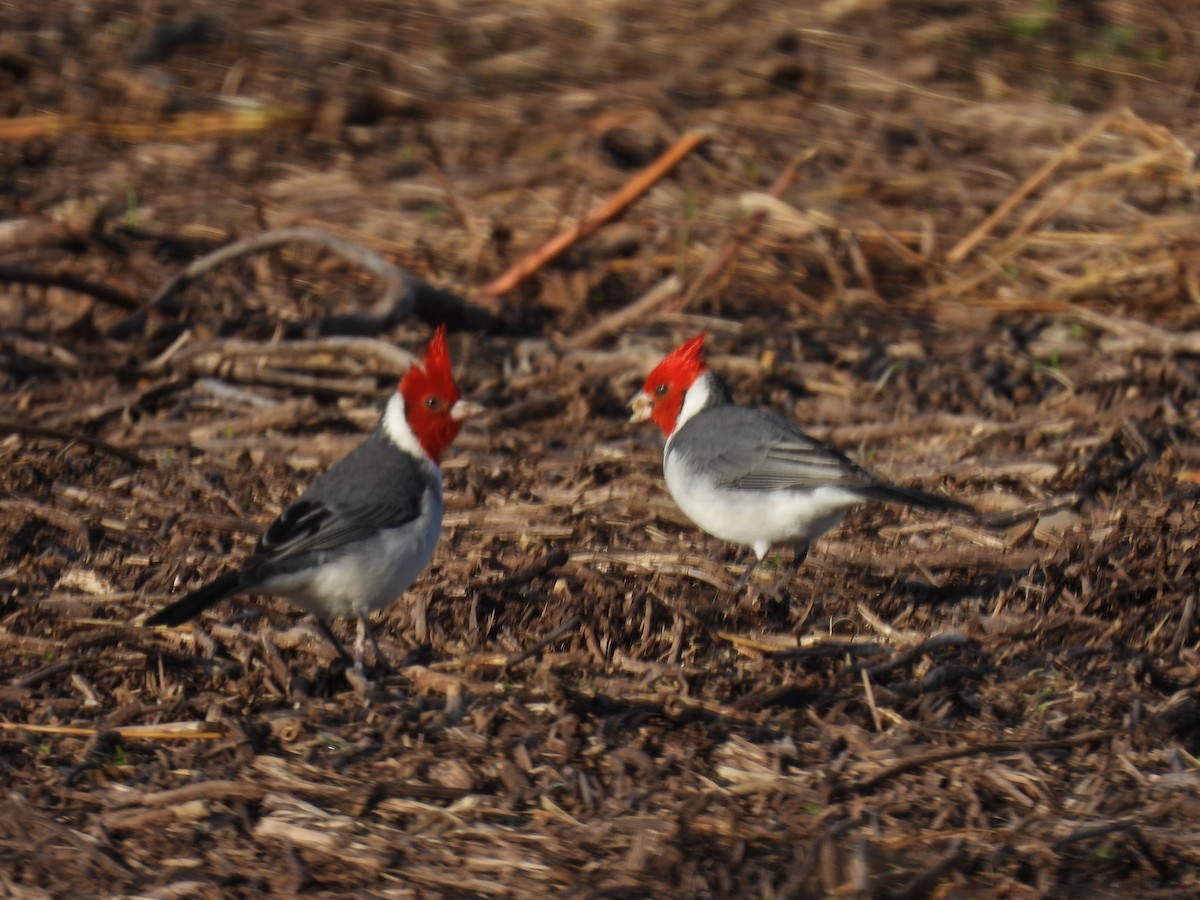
[477,129,710,300]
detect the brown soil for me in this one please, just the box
[2,1,1200,897]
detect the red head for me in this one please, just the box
[629,333,709,437]
[398,326,478,462]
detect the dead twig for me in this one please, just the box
[569,549,733,591]
[1050,817,1138,851]
[563,147,814,349]
[108,226,409,339]
[560,275,682,350]
[1074,306,1200,355]
[0,419,149,467]
[478,129,711,300]
[185,397,318,444]
[854,634,980,680]
[0,334,80,370]
[7,791,131,877]
[112,225,410,338]
[861,669,883,732]
[487,548,570,592]
[945,110,1118,266]
[0,216,85,252]
[105,227,494,340]
[832,729,1112,798]
[883,839,968,900]
[0,107,312,144]
[40,378,189,430]
[0,265,142,310]
[11,659,76,688]
[135,335,422,397]
[673,146,816,311]
[0,721,225,740]
[767,640,893,662]
[973,497,1080,530]
[1167,594,1196,657]
[105,780,266,808]
[504,613,582,671]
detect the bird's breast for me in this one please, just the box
[663,448,862,554]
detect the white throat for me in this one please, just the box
[674,370,718,433]
[381,392,428,460]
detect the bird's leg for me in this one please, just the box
[353,615,369,671]
[359,612,394,674]
[337,616,374,695]
[729,555,761,593]
[769,542,809,597]
[315,617,372,694]
[315,618,354,665]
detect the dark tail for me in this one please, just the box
[144,570,245,627]
[859,482,974,515]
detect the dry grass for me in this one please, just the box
[2,1,1200,896]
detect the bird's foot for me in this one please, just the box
[728,556,761,594]
[369,646,395,677]
[765,543,808,602]
[315,618,355,665]
[766,566,797,602]
[755,585,793,624]
[358,613,395,675]
[344,662,373,695]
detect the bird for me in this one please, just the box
[145,325,482,672]
[629,333,972,590]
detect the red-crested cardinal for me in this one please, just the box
[629,334,972,588]
[146,326,482,670]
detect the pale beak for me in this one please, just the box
[450,399,485,421]
[629,391,652,423]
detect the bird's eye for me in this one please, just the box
[655,383,669,397]
[425,396,444,411]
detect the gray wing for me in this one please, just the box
[254,495,423,562]
[671,406,876,493]
[252,424,432,564]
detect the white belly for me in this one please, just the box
[663,452,861,559]
[259,490,443,619]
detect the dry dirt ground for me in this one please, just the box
[2,1,1200,897]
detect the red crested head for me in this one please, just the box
[398,326,469,462]
[630,333,709,437]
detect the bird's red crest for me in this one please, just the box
[399,326,463,461]
[654,333,708,382]
[640,333,708,437]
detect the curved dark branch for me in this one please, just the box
[107,226,498,340]
[0,419,148,467]
[0,266,142,311]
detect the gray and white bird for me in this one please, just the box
[146,326,481,671]
[629,334,972,588]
